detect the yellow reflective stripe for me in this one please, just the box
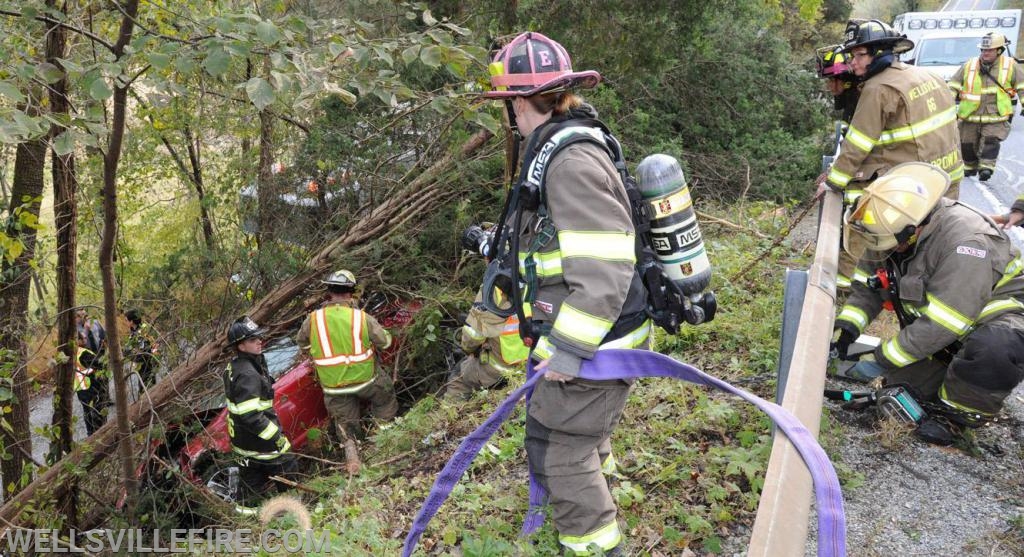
[533,320,650,361]
[843,188,864,205]
[877,106,956,145]
[479,351,519,373]
[599,320,651,349]
[601,452,618,475]
[257,421,279,440]
[560,521,622,554]
[827,167,852,187]
[843,126,876,152]
[947,163,965,182]
[232,441,289,460]
[964,113,1011,123]
[948,82,962,91]
[463,324,486,341]
[557,231,636,262]
[837,305,869,331]
[313,347,374,367]
[553,304,613,347]
[881,337,916,366]
[938,385,993,417]
[996,257,1023,290]
[520,250,563,278]
[228,397,273,415]
[960,93,982,102]
[852,268,871,286]
[322,379,374,395]
[977,297,1024,321]
[836,274,852,288]
[922,293,973,335]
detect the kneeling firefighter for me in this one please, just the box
[831,162,1024,445]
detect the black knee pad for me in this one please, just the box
[948,321,1024,392]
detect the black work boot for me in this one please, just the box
[964,168,978,177]
[978,169,993,181]
[915,418,956,446]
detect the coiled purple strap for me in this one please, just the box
[402,349,846,557]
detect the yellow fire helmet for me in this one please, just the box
[978,32,1009,50]
[843,162,950,260]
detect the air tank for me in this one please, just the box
[635,154,712,296]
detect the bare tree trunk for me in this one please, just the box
[256,103,275,249]
[0,132,46,497]
[0,128,494,528]
[183,128,216,250]
[98,0,139,521]
[44,0,78,524]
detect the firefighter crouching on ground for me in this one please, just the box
[224,316,297,512]
[484,32,652,555]
[948,32,1024,182]
[823,20,963,202]
[443,288,528,400]
[831,162,1024,445]
[296,269,398,475]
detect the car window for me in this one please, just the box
[917,37,982,66]
[263,337,301,379]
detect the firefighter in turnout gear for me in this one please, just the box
[832,162,1024,445]
[948,32,1024,182]
[824,20,964,200]
[483,31,652,555]
[74,309,108,435]
[443,289,529,400]
[223,316,297,510]
[815,43,860,125]
[296,269,397,475]
[73,332,104,436]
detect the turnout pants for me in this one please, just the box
[238,453,298,506]
[525,376,631,555]
[959,120,1011,175]
[883,312,1024,422]
[77,376,109,436]
[443,353,507,400]
[324,372,398,439]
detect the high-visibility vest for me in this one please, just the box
[308,305,376,393]
[497,314,529,366]
[957,56,1017,122]
[74,347,94,391]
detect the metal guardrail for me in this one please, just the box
[747,189,843,555]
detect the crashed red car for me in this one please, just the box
[129,294,423,512]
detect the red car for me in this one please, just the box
[129,294,425,514]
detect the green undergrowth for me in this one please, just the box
[240,200,820,556]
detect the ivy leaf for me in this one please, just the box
[51,130,75,157]
[88,77,113,101]
[322,82,356,105]
[0,81,26,103]
[419,45,442,68]
[34,62,64,84]
[147,52,171,70]
[422,9,437,26]
[203,46,231,77]
[245,77,275,110]
[401,45,420,65]
[474,111,500,134]
[256,21,282,46]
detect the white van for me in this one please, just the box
[893,9,1021,81]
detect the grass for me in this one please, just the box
[190,200,819,556]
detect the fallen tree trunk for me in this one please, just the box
[0,128,495,529]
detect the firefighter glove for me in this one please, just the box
[848,353,885,383]
[829,328,857,361]
[275,434,289,452]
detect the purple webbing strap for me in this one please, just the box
[402,349,846,557]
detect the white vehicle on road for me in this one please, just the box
[894,9,1021,80]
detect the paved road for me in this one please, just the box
[957,112,1024,249]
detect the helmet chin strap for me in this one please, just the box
[504,100,521,140]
